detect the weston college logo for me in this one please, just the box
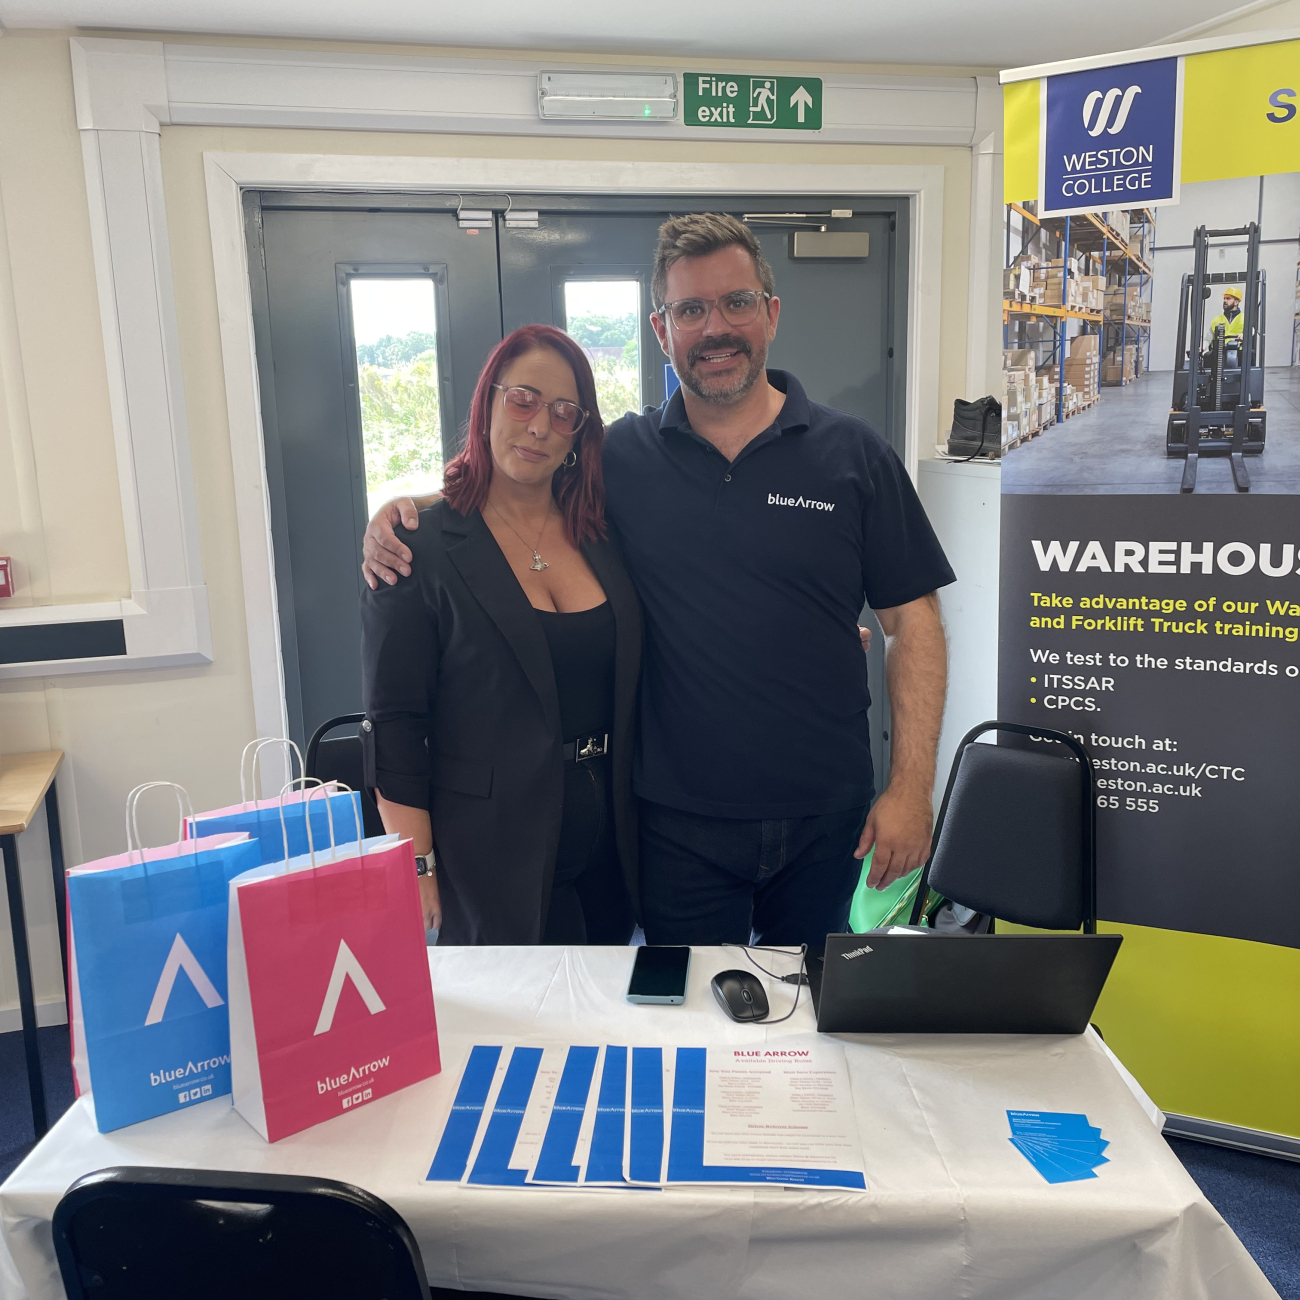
[1042,57,1180,216]
[1082,86,1141,136]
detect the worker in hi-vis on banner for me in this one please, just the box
[1207,284,1244,341]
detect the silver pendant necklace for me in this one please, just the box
[488,501,554,571]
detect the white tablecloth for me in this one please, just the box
[0,945,1277,1300]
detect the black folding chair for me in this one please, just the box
[306,712,386,838]
[908,721,1096,933]
[53,1167,428,1300]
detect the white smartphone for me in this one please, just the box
[626,945,691,1005]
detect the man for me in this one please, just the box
[1207,285,1244,342]
[364,213,954,948]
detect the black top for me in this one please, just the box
[602,370,955,820]
[536,601,615,740]
[359,502,642,944]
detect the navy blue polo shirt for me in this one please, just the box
[602,370,955,820]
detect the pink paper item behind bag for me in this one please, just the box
[228,834,440,1142]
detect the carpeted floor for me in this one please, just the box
[1,1026,1297,1296]
[1167,1136,1300,1298]
[0,1025,77,1183]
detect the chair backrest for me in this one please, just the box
[910,722,1095,932]
[305,713,386,838]
[53,1166,428,1300]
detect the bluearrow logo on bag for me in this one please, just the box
[841,944,874,960]
[150,1054,230,1087]
[1042,57,1181,216]
[317,1056,391,1095]
[313,938,387,1035]
[768,493,836,512]
[144,933,225,1026]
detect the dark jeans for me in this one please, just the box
[638,798,872,948]
[543,757,636,945]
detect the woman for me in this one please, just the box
[360,324,641,946]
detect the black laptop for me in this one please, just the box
[808,931,1122,1034]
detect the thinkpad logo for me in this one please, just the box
[841,945,873,960]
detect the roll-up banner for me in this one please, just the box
[1000,35,1299,1140]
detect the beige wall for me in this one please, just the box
[0,28,980,1017]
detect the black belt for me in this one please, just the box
[562,733,609,763]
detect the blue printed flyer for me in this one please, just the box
[1008,1110,1110,1184]
[426,1040,866,1192]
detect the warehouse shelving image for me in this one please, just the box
[1096,208,1154,388]
[1002,202,1154,451]
[1002,172,1300,496]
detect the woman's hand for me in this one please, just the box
[419,872,443,933]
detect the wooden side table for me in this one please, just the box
[0,750,66,1140]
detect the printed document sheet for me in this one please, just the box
[666,1041,866,1189]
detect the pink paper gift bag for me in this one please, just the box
[227,829,440,1142]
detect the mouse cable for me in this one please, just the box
[721,942,807,983]
[720,942,808,1025]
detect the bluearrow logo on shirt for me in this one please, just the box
[769,492,836,512]
[841,944,873,960]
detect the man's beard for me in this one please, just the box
[676,332,767,405]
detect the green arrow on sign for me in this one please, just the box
[683,75,822,131]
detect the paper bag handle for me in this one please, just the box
[275,776,326,865]
[282,780,364,870]
[125,782,197,862]
[240,737,305,807]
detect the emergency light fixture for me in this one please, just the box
[538,72,677,121]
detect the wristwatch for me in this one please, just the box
[415,852,436,878]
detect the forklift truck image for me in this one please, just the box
[1167,223,1266,493]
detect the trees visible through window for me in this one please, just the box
[564,280,643,422]
[350,278,443,519]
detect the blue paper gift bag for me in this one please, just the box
[67,805,262,1133]
[184,739,361,865]
[187,789,361,865]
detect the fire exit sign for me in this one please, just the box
[683,75,822,131]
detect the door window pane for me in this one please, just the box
[350,277,443,519]
[564,280,642,421]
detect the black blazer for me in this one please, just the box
[360,500,642,945]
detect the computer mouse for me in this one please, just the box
[711,969,770,1022]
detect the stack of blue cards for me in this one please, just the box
[1007,1110,1109,1184]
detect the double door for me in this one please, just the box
[247,192,909,778]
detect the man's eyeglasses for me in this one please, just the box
[492,384,588,435]
[658,290,771,331]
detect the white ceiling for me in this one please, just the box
[0,0,1255,69]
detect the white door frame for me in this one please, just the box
[54,34,999,718]
[205,152,947,741]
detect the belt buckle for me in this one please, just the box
[576,734,608,762]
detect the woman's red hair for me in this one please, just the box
[442,324,608,544]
